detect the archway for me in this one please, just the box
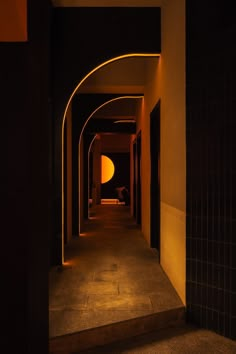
[61,54,160,264]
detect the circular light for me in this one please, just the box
[101,155,115,184]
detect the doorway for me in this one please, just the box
[136,132,142,225]
[150,100,160,259]
[132,141,137,218]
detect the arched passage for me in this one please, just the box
[51,6,161,267]
[78,95,143,233]
[60,54,160,264]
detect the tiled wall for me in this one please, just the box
[186,1,236,339]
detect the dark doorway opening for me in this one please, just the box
[133,141,137,218]
[150,100,160,259]
[136,132,142,225]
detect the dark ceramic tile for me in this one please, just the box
[186,281,192,304]
[186,259,191,282]
[225,268,231,291]
[225,291,231,315]
[195,260,200,282]
[207,286,213,309]
[231,293,236,318]
[231,244,236,269]
[224,315,231,338]
[191,261,197,282]
[202,262,208,284]
[208,242,213,264]
[218,289,225,313]
[207,263,213,286]
[191,238,197,259]
[212,289,219,312]
[219,266,225,289]
[212,310,219,333]
[230,316,236,340]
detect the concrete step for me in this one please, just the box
[49,306,185,354]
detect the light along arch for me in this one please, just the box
[61,53,160,263]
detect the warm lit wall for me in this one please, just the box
[101,134,130,153]
[0,1,27,41]
[160,0,186,304]
[141,0,186,304]
[66,105,73,241]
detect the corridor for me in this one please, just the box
[49,204,184,351]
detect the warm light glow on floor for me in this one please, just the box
[63,261,71,266]
[101,155,115,183]
[61,261,73,269]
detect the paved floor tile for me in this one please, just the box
[49,205,184,338]
[87,294,153,311]
[49,290,88,311]
[78,325,236,354]
[78,281,119,295]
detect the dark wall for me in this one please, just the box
[186,0,236,340]
[1,1,52,353]
[101,153,130,199]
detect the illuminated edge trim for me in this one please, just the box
[114,119,136,123]
[62,53,160,264]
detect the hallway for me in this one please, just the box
[49,204,184,351]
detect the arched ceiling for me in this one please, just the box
[79,57,159,127]
[79,57,148,95]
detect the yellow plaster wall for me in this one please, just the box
[160,0,186,304]
[141,0,186,304]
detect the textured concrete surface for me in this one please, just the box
[77,325,236,354]
[50,309,185,353]
[49,205,184,338]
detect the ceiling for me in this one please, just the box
[53,3,161,137]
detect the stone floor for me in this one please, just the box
[79,325,236,354]
[49,204,184,338]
